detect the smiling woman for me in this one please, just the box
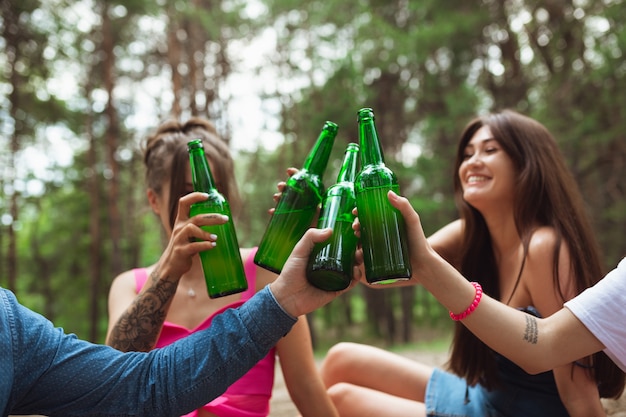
[319,109,625,417]
[458,125,517,213]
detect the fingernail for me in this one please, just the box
[221,215,229,221]
[210,234,218,240]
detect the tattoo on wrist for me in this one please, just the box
[108,272,177,352]
[523,314,538,344]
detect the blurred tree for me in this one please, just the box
[1,0,50,293]
[257,0,626,345]
[3,0,626,349]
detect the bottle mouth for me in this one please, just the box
[324,121,339,133]
[357,108,374,120]
[187,139,203,150]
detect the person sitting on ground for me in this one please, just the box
[2,191,358,416]
[320,110,624,417]
[106,117,339,417]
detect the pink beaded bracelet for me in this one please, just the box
[449,282,483,321]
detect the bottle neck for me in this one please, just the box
[302,122,338,176]
[358,113,385,166]
[336,144,359,183]
[189,147,217,192]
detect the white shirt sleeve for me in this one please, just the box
[564,257,626,372]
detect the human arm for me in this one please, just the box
[4,224,356,416]
[253,247,340,417]
[385,190,605,373]
[3,285,296,417]
[521,230,604,416]
[105,192,223,351]
[276,317,339,417]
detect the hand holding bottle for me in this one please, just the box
[354,108,411,284]
[188,139,248,298]
[269,167,322,226]
[307,143,360,291]
[270,227,362,317]
[255,122,338,273]
[269,168,307,209]
[353,190,448,287]
[379,190,431,284]
[152,192,227,285]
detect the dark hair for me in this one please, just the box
[448,110,625,398]
[143,117,242,229]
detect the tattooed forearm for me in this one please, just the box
[108,271,178,352]
[523,314,538,344]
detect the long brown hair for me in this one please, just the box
[448,110,624,398]
[142,117,242,229]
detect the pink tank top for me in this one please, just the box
[134,247,276,417]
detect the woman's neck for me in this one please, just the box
[481,209,521,263]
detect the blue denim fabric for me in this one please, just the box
[0,285,295,417]
[425,368,491,417]
[425,365,569,417]
[425,307,569,417]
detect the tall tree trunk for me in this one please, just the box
[102,4,122,274]
[7,147,18,294]
[94,2,122,341]
[400,286,414,343]
[3,0,20,293]
[187,0,201,116]
[86,67,103,342]
[384,291,397,344]
[168,5,182,119]
[124,158,143,269]
[30,211,53,319]
[0,181,4,287]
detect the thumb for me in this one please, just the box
[291,228,333,259]
[387,190,427,242]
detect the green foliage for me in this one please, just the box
[17,177,94,334]
[309,285,452,350]
[3,0,626,346]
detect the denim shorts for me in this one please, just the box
[424,366,569,417]
[425,368,491,417]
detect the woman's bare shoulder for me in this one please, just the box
[428,219,464,267]
[525,226,576,309]
[528,226,559,251]
[110,265,155,295]
[524,226,565,274]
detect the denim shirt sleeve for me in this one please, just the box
[1,285,296,417]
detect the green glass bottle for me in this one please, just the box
[188,139,248,298]
[307,143,360,291]
[354,108,411,284]
[255,121,338,274]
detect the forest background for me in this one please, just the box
[1,0,625,352]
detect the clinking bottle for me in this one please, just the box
[187,139,248,298]
[255,121,338,274]
[354,108,411,284]
[306,143,360,291]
